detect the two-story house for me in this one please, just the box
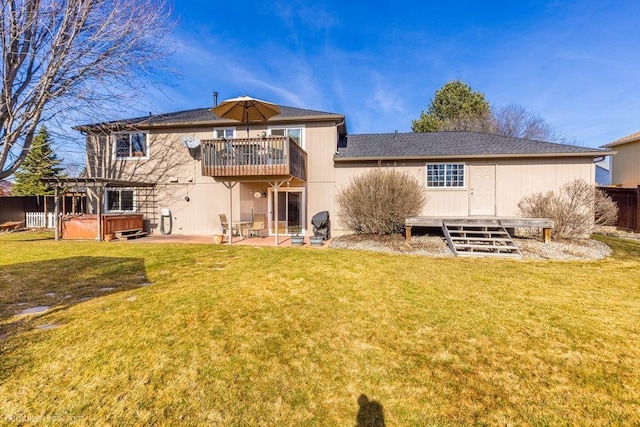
[75,97,607,239]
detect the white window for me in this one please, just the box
[426,163,465,188]
[114,132,148,159]
[106,188,135,212]
[214,127,235,139]
[269,126,304,148]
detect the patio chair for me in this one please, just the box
[248,214,266,238]
[219,213,237,236]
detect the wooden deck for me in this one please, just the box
[405,216,554,242]
[201,136,307,182]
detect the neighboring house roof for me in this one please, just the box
[75,105,345,132]
[335,131,608,161]
[602,130,640,148]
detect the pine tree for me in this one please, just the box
[412,80,491,132]
[12,127,64,195]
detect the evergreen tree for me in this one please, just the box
[12,127,64,195]
[412,80,491,132]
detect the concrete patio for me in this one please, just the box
[117,234,331,248]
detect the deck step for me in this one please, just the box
[442,220,522,258]
[114,228,148,240]
[446,223,503,229]
[457,251,522,259]
[449,231,511,237]
[450,237,515,243]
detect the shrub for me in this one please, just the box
[518,179,618,240]
[336,169,427,234]
[594,188,618,227]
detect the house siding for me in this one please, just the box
[85,121,342,235]
[494,157,594,216]
[330,157,594,234]
[82,110,599,238]
[610,141,640,187]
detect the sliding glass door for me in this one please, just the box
[268,188,305,235]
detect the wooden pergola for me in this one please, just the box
[43,177,155,241]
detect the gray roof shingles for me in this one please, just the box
[77,105,341,129]
[336,132,607,159]
[78,106,607,159]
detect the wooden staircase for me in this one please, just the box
[442,219,522,258]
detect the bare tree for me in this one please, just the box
[438,110,496,134]
[0,0,175,180]
[493,104,576,144]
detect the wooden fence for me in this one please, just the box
[598,186,640,232]
[0,195,86,225]
[0,196,42,223]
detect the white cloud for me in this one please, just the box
[367,81,405,116]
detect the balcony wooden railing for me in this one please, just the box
[201,136,307,181]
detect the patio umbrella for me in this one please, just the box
[211,96,282,245]
[211,95,281,137]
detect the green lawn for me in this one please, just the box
[1,232,639,425]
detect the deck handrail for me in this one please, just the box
[201,136,306,181]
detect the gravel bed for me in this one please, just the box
[330,233,612,260]
[516,237,611,260]
[330,234,453,257]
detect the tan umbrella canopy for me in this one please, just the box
[211,95,281,136]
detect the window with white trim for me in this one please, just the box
[114,132,147,159]
[426,163,465,188]
[106,188,135,212]
[269,126,304,148]
[213,127,235,139]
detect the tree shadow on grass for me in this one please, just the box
[0,255,149,339]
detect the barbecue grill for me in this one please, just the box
[311,211,330,241]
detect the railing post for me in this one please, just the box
[636,185,640,233]
[284,137,290,175]
[54,186,60,240]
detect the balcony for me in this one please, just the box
[201,136,307,182]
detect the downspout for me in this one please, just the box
[335,119,345,152]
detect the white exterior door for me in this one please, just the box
[469,164,496,216]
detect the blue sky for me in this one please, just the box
[133,1,639,149]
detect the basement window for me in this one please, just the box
[426,163,465,188]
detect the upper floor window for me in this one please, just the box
[426,163,465,188]
[214,127,235,139]
[269,126,304,148]
[114,132,147,159]
[106,188,135,212]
